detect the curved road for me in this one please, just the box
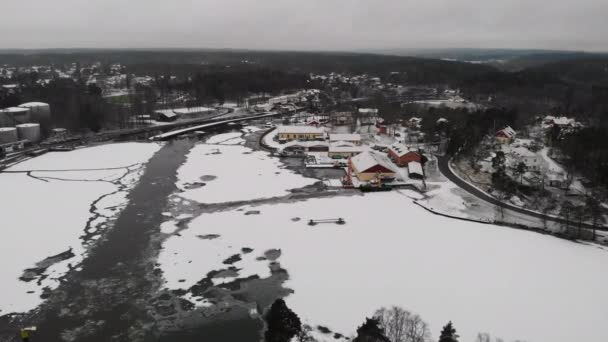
[436,154,608,232]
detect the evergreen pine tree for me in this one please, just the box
[353,317,391,342]
[438,321,459,342]
[264,298,302,342]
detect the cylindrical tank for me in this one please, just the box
[0,127,18,143]
[19,102,51,121]
[1,107,31,123]
[17,123,41,143]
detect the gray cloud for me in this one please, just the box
[1,0,606,51]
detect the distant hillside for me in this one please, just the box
[527,56,608,85]
[366,48,606,71]
[0,49,496,85]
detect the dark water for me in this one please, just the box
[2,127,273,341]
[28,138,196,341]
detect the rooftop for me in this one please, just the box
[277,125,325,134]
[352,151,396,173]
[329,133,361,142]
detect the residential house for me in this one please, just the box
[509,147,541,171]
[496,126,516,144]
[330,111,355,126]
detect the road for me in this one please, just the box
[436,154,608,232]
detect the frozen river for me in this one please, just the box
[2,128,608,342]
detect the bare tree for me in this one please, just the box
[375,306,431,342]
[475,333,491,342]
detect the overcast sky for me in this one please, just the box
[1,0,606,51]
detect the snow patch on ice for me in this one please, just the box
[176,144,317,204]
[0,142,161,313]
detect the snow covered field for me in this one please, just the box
[175,142,317,204]
[0,143,160,314]
[160,191,608,342]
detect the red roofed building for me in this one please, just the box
[387,144,422,167]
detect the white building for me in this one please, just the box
[329,133,362,145]
[509,147,541,171]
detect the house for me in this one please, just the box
[496,126,516,144]
[277,126,325,142]
[387,144,422,167]
[359,109,382,126]
[330,111,355,126]
[351,151,396,182]
[509,147,541,171]
[407,117,422,129]
[329,133,362,146]
[543,116,576,128]
[407,161,424,179]
[154,110,177,122]
[328,144,363,159]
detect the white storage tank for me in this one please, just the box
[0,107,31,123]
[0,127,18,144]
[17,123,41,143]
[19,102,51,121]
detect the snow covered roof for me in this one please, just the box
[277,125,325,134]
[552,117,575,126]
[330,141,357,147]
[329,145,363,153]
[497,126,516,138]
[329,133,361,142]
[388,144,414,157]
[437,118,448,124]
[351,151,396,173]
[358,108,379,114]
[1,107,29,114]
[408,161,423,175]
[19,102,49,108]
[159,111,177,118]
[281,140,329,149]
[409,117,422,123]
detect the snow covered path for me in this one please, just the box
[0,143,161,314]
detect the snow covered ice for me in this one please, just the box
[160,190,608,342]
[175,143,317,204]
[0,142,160,313]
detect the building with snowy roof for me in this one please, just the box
[328,144,363,159]
[407,161,424,179]
[496,126,516,144]
[277,125,325,142]
[351,151,396,182]
[387,144,422,167]
[329,133,362,145]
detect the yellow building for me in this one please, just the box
[277,125,325,142]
